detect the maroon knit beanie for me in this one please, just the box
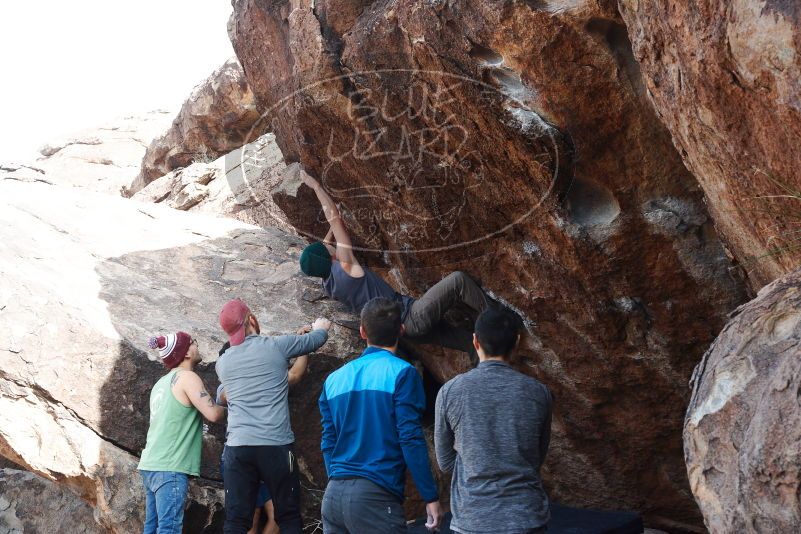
[147,331,192,369]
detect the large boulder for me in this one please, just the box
[619,0,801,288]
[684,268,801,533]
[0,468,108,534]
[0,178,363,532]
[228,0,747,528]
[132,133,295,233]
[129,59,268,195]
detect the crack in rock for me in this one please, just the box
[0,371,141,458]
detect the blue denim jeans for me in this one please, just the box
[140,470,189,534]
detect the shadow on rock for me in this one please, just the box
[95,227,362,531]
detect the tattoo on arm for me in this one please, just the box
[199,390,215,408]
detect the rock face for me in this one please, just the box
[132,133,294,233]
[130,59,267,195]
[619,0,801,288]
[0,468,108,534]
[684,268,801,533]
[228,0,748,528]
[0,111,173,195]
[0,178,363,532]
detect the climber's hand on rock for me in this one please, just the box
[312,317,332,331]
[296,325,312,335]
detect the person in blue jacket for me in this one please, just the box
[318,297,443,533]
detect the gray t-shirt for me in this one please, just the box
[435,360,553,533]
[323,261,414,319]
[216,330,328,446]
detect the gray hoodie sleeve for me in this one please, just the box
[434,383,457,473]
[273,329,329,360]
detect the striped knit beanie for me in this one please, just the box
[147,331,191,369]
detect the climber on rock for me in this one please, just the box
[138,331,227,534]
[216,298,331,534]
[298,170,489,365]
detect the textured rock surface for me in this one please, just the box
[130,59,267,195]
[229,0,748,528]
[0,178,363,532]
[620,0,801,288]
[132,133,294,233]
[0,111,174,195]
[685,268,801,533]
[0,468,108,534]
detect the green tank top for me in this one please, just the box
[138,370,202,476]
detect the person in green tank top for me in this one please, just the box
[138,331,227,534]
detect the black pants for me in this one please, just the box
[321,478,406,534]
[403,271,489,365]
[222,444,301,534]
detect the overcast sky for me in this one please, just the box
[0,1,235,162]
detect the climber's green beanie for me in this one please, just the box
[299,242,332,279]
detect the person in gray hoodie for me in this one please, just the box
[435,308,553,534]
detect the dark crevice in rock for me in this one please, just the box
[39,139,103,158]
[486,67,528,99]
[564,176,621,226]
[421,363,443,425]
[0,163,45,174]
[0,455,25,471]
[313,5,347,60]
[468,42,503,66]
[586,17,645,97]
[523,0,550,10]
[12,205,70,235]
[0,369,141,458]
[1,176,55,186]
[184,498,225,533]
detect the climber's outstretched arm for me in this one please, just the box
[301,170,364,276]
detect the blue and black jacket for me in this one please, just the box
[318,346,438,503]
